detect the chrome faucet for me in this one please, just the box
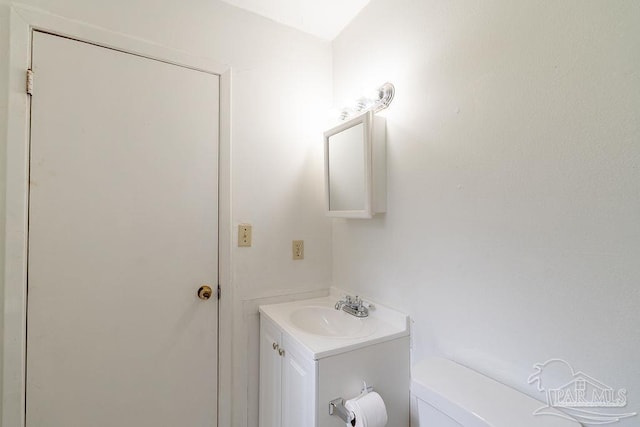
[335,295,369,318]
[334,295,352,310]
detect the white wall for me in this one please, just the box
[0,1,333,425]
[332,0,640,424]
[0,6,8,420]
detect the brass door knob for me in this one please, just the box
[197,285,213,300]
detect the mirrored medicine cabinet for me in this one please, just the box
[323,111,386,218]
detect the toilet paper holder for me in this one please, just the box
[329,383,375,425]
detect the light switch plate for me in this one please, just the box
[292,240,304,260]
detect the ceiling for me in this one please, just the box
[220,0,371,40]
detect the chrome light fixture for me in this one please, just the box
[373,82,395,112]
[339,82,395,120]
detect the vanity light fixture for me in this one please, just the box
[339,82,395,121]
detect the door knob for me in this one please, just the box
[197,285,213,300]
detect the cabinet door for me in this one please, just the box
[259,318,282,427]
[281,336,317,427]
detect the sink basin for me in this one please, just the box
[289,306,376,338]
[260,293,409,359]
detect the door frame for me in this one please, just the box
[3,6,233,427]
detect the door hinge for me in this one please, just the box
[26,69,34,96]
[217,284,221,300]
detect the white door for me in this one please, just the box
[259,319,283,427]
[281,336,316,427]
[26,31,219,427]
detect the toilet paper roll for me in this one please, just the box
[344,391,388,427]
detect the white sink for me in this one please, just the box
[259,290,409,359]
[289,306,376,338]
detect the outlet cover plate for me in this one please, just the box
[238,224,252,247]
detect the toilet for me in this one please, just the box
[410,358,581,426]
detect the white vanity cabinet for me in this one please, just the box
[259,294,411,427]
[259,317,317,427]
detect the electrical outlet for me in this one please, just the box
[238,224,252,247]
[292,240,304,260]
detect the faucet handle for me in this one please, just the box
[345,295,353,304]
[354,295,362,306]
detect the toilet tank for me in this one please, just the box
[410,358,581,427]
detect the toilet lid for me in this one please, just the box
[411,358,581,427]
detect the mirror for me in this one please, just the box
[328,123,366,211]
[324,111,386,218]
